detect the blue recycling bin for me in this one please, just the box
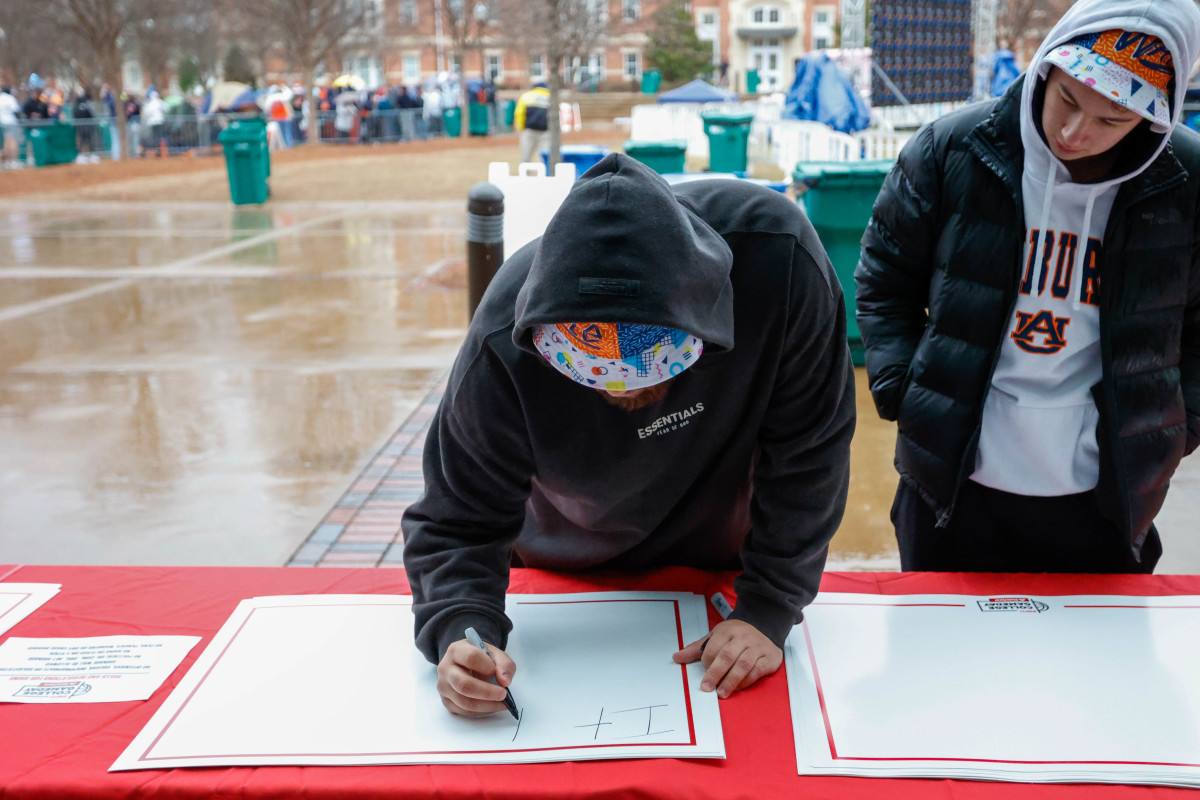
[542,144,612,179]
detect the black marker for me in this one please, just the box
[464,626,518,720]
[700,592,733,655]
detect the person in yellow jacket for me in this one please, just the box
[514,82,551,165]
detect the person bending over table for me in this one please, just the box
[402,154,856,716]
[855,0,1200,573]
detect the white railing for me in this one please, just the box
[630,102,759,159]
[856,128,912,160]
[629,97,915,176]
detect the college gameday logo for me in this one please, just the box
[976,597,1049,613]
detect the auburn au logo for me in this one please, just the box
[1011,310,1070,354]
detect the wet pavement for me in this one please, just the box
[0,200,467,566]
[1,197,1196,572]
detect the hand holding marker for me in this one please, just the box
[464,627,519,719]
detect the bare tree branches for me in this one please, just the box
[37,0,159,158]
[235,0,376,143]
[493,0,606,164]
[996,0,1072,61]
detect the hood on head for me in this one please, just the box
[513,154,735,355]
[1021,0,1200,181]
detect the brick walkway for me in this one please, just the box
[287,379,446,568]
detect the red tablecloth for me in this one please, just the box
[1,564,1197,800]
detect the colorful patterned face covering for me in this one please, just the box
[532,322,703,392]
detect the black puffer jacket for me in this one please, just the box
[855,78,1200,557]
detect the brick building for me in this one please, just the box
[267,0,839,94]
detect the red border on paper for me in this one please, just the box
[803,599,1200,768]
[0,592,35,629]
[138,597,698,763]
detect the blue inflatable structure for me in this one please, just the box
[783,53,871,134]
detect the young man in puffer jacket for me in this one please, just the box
[856,0,1200,572]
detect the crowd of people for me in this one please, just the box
[0,70,501,167]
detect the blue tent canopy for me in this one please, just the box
[783,52,871,134]
[991,50,1021,97]
[656,79,737,104]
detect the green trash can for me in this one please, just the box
[747,68,761,93]
[503,99,517,127]
[26,123,77,166]
[468,102,490,136]
[443,106,462,137]
[229,117,270,179]
[701,111,755,173]
[25,127,51,167]
[640,69,662,94]
[792,159,894,365]
[99,119,112,154]
[623,139,687,174]
[50,122,78,164]
[218,124,270,205]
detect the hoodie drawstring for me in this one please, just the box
[1072,186,1101,310]
[1033,157,1057,285]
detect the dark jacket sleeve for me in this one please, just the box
[854,124,943,421]
[402,345,535,663]
[1185,188,1200,457]
[730,238,856,648]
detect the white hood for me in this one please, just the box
[1020,0,1200,185]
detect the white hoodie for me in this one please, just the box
[973,0,1200,496]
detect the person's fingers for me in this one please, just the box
[699,638,740,693]
[437,641,510,715]
[491,646,517,687]
[672,635,707,664]
[441,662,507,700]
[443,639,494,676]
[715,649,767,698]
[440,689,506,716]
[734,650,781,692]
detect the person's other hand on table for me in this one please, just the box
[437,637,517,716]
[672,619,782,698]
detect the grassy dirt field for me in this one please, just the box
[0,129,638,203]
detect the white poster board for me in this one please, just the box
[0,584,60,638]
[112,592,722,770]
[786,593,1200,786]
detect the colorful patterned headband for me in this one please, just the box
[532,322,703,392]
[1044,29,1174,129]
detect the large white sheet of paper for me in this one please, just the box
[111,592,723,770]
[0,636,200,703]
[786,593,1200,787]
[0,584,60,638]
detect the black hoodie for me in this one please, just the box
[402,154,855,662]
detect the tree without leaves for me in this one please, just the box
[996,0,1072,62]
[0,0,73,90]
[493,0,606,167]
[42,0,159,160]
[644,0,711,85]
[430,0,495,100]
[223,46,258,86]
[236,0,374,145]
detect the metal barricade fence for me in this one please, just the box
[314,106,511,145]
[317,108,435,144]
[9,112,268,163]
[4,104,516,165]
